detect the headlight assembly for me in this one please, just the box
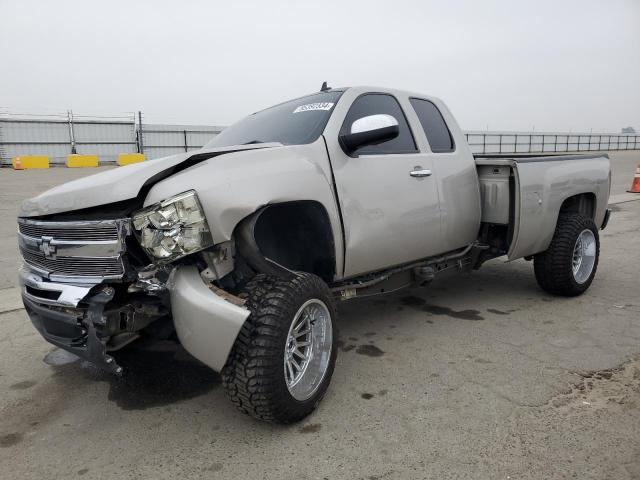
[132,190,214,262]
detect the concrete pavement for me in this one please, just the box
[0,153,639,479]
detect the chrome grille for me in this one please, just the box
[21,250,124,276]
[19,222,119,241]
[18,218,130,282]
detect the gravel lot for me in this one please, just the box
[0,151,639,479]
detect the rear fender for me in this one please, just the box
[507,155,609,259]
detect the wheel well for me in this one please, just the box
[235,201,336,282]
[559,193,596,219]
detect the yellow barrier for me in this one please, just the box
[66,154,99,168]
[12,155,49,169]
[117,153,145,166]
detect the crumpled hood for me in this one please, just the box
[19,143,280,217]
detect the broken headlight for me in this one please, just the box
[132,190,213,263]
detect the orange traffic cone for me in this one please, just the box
[12,157,24,170]
[629,164,640,193]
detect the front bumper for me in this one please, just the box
[20,267,95,307]
[18,267,161,374]
[20,265,250,375]
[22,285,123,374]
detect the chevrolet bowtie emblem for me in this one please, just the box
[38,236,57,259]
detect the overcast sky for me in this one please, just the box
[1,0,638,132]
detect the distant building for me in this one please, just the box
[621,127,636,134]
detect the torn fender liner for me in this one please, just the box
[235,207,297,278]
[168,265,250,372]
[19,143,280,218]
[24,287,123,375]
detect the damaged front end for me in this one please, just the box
[21,279,166,374]
[18,191,251,375]
[17,215,171,375]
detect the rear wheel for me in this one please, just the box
[534,213,600,296]
[221,272,337,423]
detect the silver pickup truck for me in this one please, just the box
[17,85,611,423]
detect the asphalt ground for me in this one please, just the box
[0,151,639,479]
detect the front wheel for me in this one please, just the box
[534,213,600,296]
[221,272,337,423]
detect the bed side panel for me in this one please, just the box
[508,155,610,260]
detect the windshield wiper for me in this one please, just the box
[242,140,265,145]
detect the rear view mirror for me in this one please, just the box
[339,114,399,154]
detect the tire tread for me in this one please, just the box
[221,272,337,423]
[534,213,599,296]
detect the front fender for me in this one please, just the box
[144,138,345,279]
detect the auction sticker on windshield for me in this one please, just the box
[293,102,334,113]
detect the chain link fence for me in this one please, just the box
[139,124,224,160]
[465,131,640,155]
[1,111,638,166]
[0,112,223,166]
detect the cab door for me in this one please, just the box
[325,92,442,278]
[406,97,481,253]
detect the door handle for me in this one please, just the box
[410,168,432,178]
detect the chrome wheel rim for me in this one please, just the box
[284,299,332,401]
[572,229,596,284]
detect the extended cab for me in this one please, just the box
[17,86,611,423]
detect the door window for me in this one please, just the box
[340,94,417,155]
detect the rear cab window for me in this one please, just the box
[409,98,455,153]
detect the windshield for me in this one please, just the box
[204,91,343,148]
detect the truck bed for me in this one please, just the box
[473,153,610,260]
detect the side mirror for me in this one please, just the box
[339,114,399,154]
